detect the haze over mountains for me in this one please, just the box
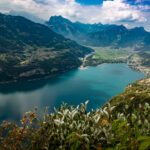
[46,16,150,51]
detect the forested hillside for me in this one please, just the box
[0,13,93,83]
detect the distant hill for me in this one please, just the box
[0,13,93,83]
[46,16,150,50]
[87,26,150,49]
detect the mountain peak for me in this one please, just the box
[48,15,71,24]
[131,26,145,32]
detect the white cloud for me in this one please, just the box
[138,4,150,10]
[100,0,147,23]
[0,0,148,26]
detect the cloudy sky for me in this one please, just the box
[0,0,150,31]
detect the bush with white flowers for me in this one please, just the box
[0,100,150,150]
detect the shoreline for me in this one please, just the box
[0,68,77,85]
[0,62,148,85]
[0,52,149,85]
[81,51,149,77]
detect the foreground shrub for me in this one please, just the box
[0,101,150,150]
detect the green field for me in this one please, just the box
[91,47,131,61]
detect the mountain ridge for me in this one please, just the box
[46,15,150,50]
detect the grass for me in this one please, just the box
[91,47,131,61]
[108,77,150,114]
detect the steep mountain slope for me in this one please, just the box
[47,16,150,50]
[0,13,93,83]
[45,16,86,42]
[46,16,115,43]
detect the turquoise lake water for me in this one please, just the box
[0,63,146,122]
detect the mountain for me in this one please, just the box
[45,16,114,43]
[0,13,93,83]
[45,16,86,42]
[46,16,150,50]
[86,26,150,49]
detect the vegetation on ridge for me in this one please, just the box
[0,78,150,150]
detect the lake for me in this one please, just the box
[0,63,146,122]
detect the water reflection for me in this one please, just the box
[0,64,146,122]
[0,69,78,94]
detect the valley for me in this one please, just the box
[83,47,132,66]
[47,15,150,76]
[78,46,150,76]
[1,0,150,148]
[0,12,150,150]
[0,14,150,84]
[0,13,149,120]
[1,0,150,149]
